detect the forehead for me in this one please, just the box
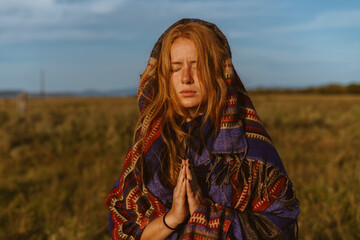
[170,37,197,61]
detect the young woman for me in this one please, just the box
[106,19,300,240]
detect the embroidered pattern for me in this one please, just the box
[106,18,299,240]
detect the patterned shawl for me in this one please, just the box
[106,18,300,240]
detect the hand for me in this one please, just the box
[184,159,204,215]
[166,160,189,229]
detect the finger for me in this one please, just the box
[185,164,193,181]
[187,166,203,199]
[181,161,186,179]
[176,163,184,184]
[174,164,185,195]
[189,165,199,185]
[179,175,186,198]
[186,178,195,201]
[174,175,186,200]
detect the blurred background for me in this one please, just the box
[0,0,359,239]
[1,0,360,94]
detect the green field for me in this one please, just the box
[0,94,359,240]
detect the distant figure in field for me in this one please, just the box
[17,93,27,114]
[106,19,299,239]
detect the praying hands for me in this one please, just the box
[164,159,204,229]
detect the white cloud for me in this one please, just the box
[311,10,360,29]
[0,0,56,11]
[0,0,281,43]
[0,28,136,43]
[268,10,360,32]
[234,47,353,65]
[0,0,130,42]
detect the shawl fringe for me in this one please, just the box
[206,154,299,211]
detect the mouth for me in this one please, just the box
[180,90,196,97]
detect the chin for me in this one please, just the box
[181,101,200,109]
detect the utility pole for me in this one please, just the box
[40,70,45,98]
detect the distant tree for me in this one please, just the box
[345,83,360,94]
[319,84,345,94]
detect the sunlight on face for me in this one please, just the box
[170,38,207,116]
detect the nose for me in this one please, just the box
[181,66,193,84]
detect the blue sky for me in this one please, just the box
[1,0,359,92]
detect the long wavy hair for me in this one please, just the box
[137,22,230,187]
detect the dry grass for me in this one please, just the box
[0,97,138,240]
[252,94,360,240]
[0,94,359,239]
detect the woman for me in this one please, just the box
[106,19,300,240]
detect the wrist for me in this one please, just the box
[163,211,180,230]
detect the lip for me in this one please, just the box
[180,90,196,97]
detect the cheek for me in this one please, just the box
[170,74,181,91]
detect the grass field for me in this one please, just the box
[0,94,359,240]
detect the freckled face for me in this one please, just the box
[170,38,207,115]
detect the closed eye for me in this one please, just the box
[171,66,181,72]
[171,63,182,72]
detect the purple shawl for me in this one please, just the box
[106,18,299,240]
